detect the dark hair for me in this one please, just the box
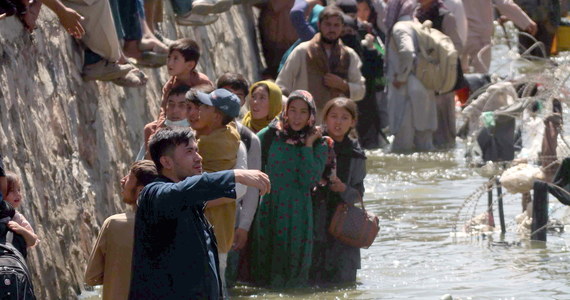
[216,73,250,97]
[319,5,345,24]
[130,160,158,186]
[251,83,269,96]
[168,85,192,99]
[356,0,378,26]
[216,108,235,126]
[169,38,201,64]
[185,85,215,104]
[5,171,20,195]
[149,128,197,173]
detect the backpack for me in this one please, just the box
[0,230,36,300]
[403,20,459,94]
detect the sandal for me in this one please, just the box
[135,51,167,68]
[112,68,147,87]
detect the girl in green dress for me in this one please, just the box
[250,90,331,288]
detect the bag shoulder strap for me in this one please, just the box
[0,231,29,273]
[238,123,252,151]
[343,157,367,211]
[261,127,277,171]
[6,230,13,244]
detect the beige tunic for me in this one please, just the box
[276,41,366,122]
[462,0,533,72]
[84,211,135,300]
[63,0,121,62]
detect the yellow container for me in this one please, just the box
[557,25,570,52]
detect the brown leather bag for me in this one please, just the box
[328,197,379,249]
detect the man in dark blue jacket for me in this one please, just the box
[128,128,269,299]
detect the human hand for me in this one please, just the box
[233,228,248,250]
[234,169,271,196]
[392,80,405,89]
[7,221,24,234]
[360,21,373,33]
[525,21,538,36]
[305,126,322,147]
[363,33,375,49]
[323,73,348,92]
[329,176,347,193]
[498,15,509,25]
[57,7,85,39]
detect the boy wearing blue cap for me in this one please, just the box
[187,88,246,297]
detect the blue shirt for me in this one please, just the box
[129,171,236,300]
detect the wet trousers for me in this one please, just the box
[433,93,456,149]
[462,34,491,73]
[391,101,435,153]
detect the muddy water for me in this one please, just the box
[82,145,570,299]
[80,40,570,300]
[230,145,570,299]
[230,44,570,298]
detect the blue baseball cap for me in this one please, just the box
[194,88,241,119]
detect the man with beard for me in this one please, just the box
[276,5,365,123]
[84,160,158,300]
[128,128,270,300]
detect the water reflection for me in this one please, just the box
[228,141,570,299]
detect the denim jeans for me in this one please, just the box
[108,0,144,41]
[170,0,193,16]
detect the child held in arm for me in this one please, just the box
[158,38,214,123]
[4,171,38,248]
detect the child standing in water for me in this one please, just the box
[249,90,329,288]
[4,171,38,248]
[311,97,367,286]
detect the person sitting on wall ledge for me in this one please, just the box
[38,0,146,86]
[174,0,233,27]
[107,0,168,69]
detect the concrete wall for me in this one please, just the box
[0,4,261,298]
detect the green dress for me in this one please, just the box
[250,127,329,288]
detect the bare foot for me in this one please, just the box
[140,36,168,53]
[118,53,132,65]
[123,40,143,60]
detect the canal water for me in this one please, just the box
[80,28,570,300]
[231,145,570,299]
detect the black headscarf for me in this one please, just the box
[330,133,366,183]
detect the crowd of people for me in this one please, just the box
[0,0,566,299]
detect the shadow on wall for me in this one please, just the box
[0,4,261,299]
